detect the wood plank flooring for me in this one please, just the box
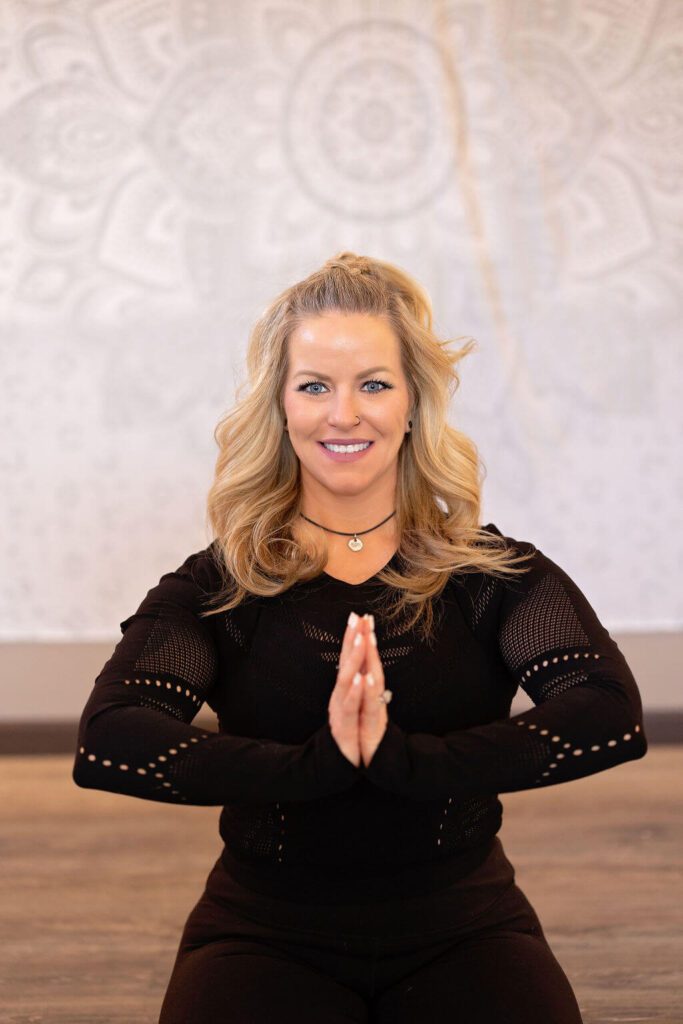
[0,748,680,1023]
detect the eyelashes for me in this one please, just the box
[296,378,394,395]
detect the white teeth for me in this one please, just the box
[322,441,371,453]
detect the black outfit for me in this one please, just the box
[73,523,647,1022]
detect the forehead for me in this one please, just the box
[289,313,400,362]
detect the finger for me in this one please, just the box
[343,611,360,648]
[342,665,365,711]
[368,634,383,685]
[363,615,383,685]
[339,611,362,673]
[361,672,388,720]
[358,613,373,673]
[360,620,386,710]
[342,618,368,689]
[341,625,366,707]
[351,624,369,676]
[358,616,373,694]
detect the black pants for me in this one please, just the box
[158,838,583,1023]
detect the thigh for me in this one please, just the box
[158,938,370,1024]
[372,879,584,1024]
[373,929,583,1024]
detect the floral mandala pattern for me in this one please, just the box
[0,0,680,639]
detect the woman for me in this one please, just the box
[73,252,647,1023]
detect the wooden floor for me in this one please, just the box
[1,749,680,1024]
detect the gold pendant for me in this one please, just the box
[348,536,363,551]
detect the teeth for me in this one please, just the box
[323,442,371,453]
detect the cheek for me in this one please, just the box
[288,406,324,440]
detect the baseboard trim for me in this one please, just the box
[0,711,681,756]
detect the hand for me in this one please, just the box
[357,613,389,767]
[327,612,367,767]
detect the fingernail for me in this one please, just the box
[348,611,358,628]
[366,673,375,686]
[354,632,362,647]
[368,614,375,630]
[353,672,361,686]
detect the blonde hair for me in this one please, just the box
[201,251,534,645]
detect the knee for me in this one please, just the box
[374,933,583,1024]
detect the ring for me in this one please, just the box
[379,689,393,705]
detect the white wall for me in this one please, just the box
[1,1,680,653]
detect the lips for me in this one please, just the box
[318,441,373,449]
[317,440,374,461]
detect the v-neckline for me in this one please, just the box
[320,551,399,587]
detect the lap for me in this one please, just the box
[158,872,583,1023]
[158,928,583,1024]
[373,928,584,1024]
[157,939,370,1024]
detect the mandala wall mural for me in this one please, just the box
[0,0,680,641]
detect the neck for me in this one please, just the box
[298,469,398,533]
[297,511,399,565]
[301,506,395,532]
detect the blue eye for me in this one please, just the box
[363,379,392,393]
[296,378,393,395]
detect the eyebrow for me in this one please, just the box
[293,365,394,380]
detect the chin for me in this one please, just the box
[319,474,372,493]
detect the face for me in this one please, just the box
[282,312,412,504]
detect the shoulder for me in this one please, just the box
[167,540,224,594]
[480,521,562,593]
[445,522,540,631]
[480,521,538,559]
[134,542,224,620]
[479,523,588,610]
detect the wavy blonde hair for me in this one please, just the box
[201,251,534,645]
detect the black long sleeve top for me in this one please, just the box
[72,523,648,901]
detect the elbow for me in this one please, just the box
[72,754,91,790]
[72,752,120,796]
[72,736,100,790]
[71,704,126,790]
[612,721,648,768]
[631,725,648,761]
[598,676,648,758]
[589,681,648,768]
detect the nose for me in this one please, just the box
[328,392,361,427]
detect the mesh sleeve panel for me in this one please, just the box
[361,529,648,800]
[72,550,361,805]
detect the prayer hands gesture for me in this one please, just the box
[328,611,390,769]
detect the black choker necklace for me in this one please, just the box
[299,510,396,551]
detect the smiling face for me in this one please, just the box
[282,311,413,523]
